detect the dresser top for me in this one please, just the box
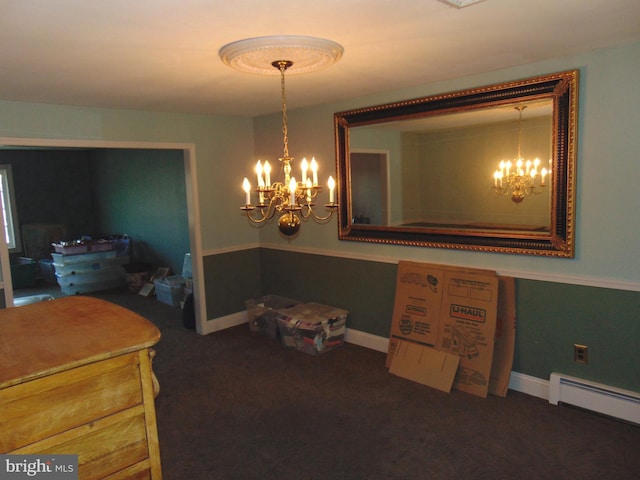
[0,296,161,388]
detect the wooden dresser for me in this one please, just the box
[0,296,163,479]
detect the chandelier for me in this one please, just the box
[219,36,343,238]
[492,106,550,203]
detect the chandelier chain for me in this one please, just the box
[279,62,289,159]
[516,106,524,159]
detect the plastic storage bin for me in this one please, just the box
[276,303,348,355]
[52,250,117,265]
[55,267,125,288]
[53,256,126,275]
[61,277,125,296]
[154,276,185,307]
[245,295,302,338]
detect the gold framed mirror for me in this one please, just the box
[334,70,578,257]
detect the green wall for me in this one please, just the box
[514,281,640,391]
[260,248,398,337]
[202,248,261,319]
[91,148,190,273]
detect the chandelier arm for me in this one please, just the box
[300,204,338,222]
[243,211,272,225]
[242,195,282,224]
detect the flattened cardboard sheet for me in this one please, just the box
[488,276,516,397]
[389,340,460,393]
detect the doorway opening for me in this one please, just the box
[0,137,205,331]
[350,150,390,226]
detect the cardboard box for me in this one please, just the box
[389,340,460,393]
[488,276,516,397]
[276,303,348,355]
[435,269,499,398]
[387,261,500,398]
[387,261,445,350]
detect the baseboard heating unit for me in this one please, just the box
[549,373,640,425]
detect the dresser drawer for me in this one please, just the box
[11,406,150,479]
[0,352,143,452]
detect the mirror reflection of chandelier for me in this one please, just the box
[492,106,550,203]
[219,36,343,238]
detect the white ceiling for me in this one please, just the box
[1,0,639,117]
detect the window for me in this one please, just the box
[0,165,21,252]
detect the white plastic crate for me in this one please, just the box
[61,276,125,295]
[53,256,128,275]
[154,278,184,307]
[56,267,124,288]
[51,250,117,265]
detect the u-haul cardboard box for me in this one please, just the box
[387,261,446,353]
[435,269,499,398]
[387,261,501,398]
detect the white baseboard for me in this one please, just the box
[345,328,390,353]
[199,311,248,335]
[202,315,550,401]
[508,371,549,400]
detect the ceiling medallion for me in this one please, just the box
[439,0,486,8]
[218,35,344,75]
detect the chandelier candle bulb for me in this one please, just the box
[301,158,308,183]
[263,161,271,187]
[243,178,251,205]
[310,157,318,186]
[328,176,335,203]
[256,161,264,187]
[289,177,297,206]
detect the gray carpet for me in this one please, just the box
[86,289,640,480]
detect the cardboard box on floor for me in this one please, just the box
[488,276,516,397]
[387,261,512,398]
[389,339,460,393]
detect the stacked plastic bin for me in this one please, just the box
[52,244,128,295]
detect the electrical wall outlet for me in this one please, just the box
[574,344,589,364]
